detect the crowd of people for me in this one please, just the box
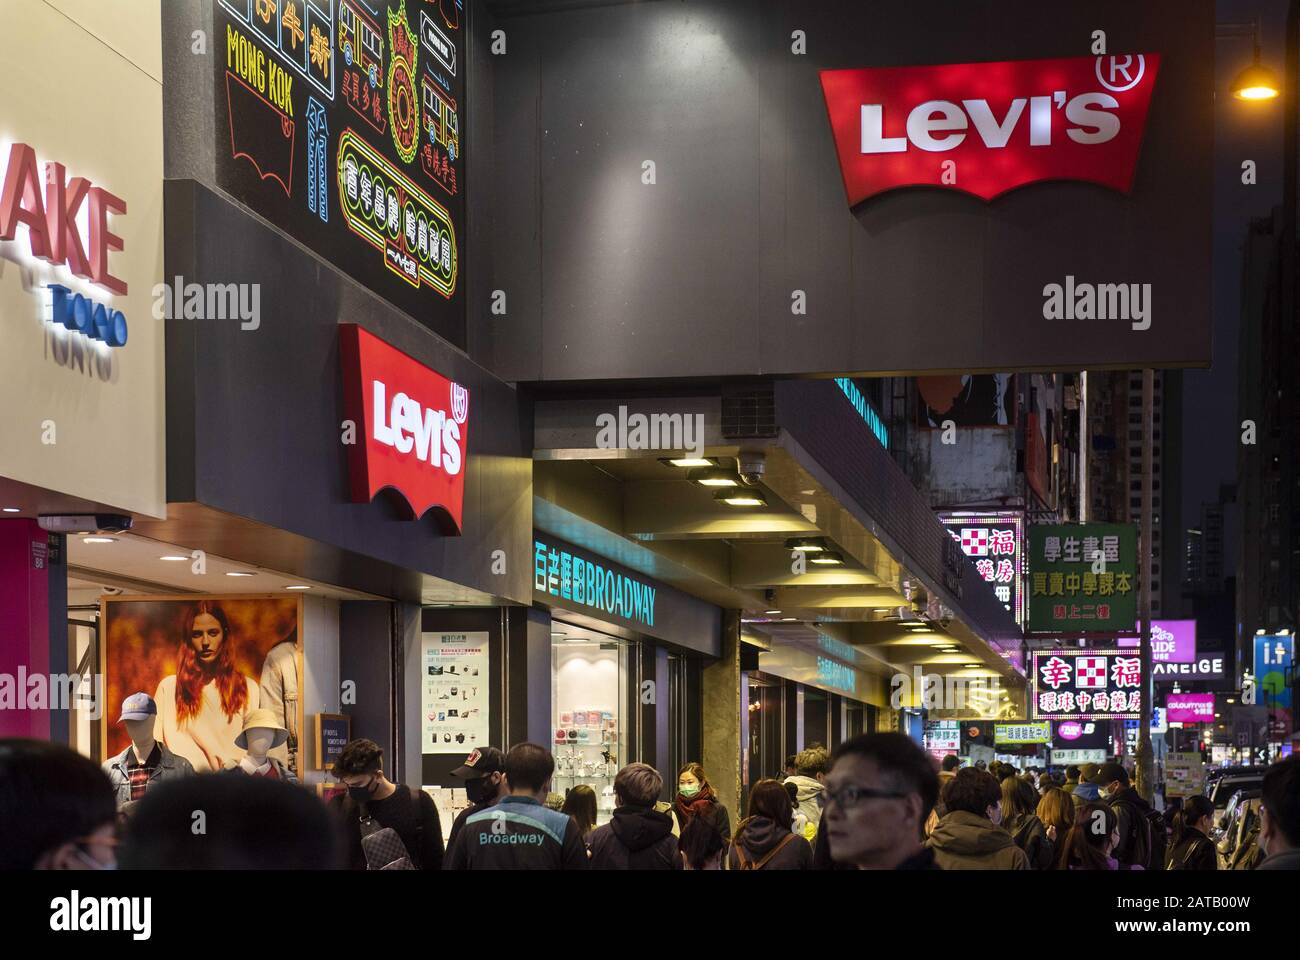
[2,730,1298,871]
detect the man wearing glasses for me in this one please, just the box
[818,733,941,870]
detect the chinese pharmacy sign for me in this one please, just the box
[1032,650,1141,721]
[1028,524,1136,632]
[939,511,1024,624]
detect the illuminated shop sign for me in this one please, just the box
[1032,649,1141,721]
[939,511,1024,624]
[339,323,468,530]
[924,720,960,753]
[817,656,856,694]
[994,721,1050,744]
[1164,693,1215,724]
[820,54,1160,204]
[0,141,129,347]
[833,378,889,448]
[1028,523,1136,632]
[534,538,656,628]
[1117,619,1196,662]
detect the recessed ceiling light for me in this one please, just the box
[285,585,311,591]
[661,456,714,468]
[2,507,20,513]
[809,551,844,566]
[159,555,188,561]
[714,489,766,507]
[226,571,255,577]
[964,663,981,669]
[564,636,587,643]
[688,467,740,487]
[765,609,781,615]
[781,617,797,622]
[83,537,117,544]
[785,537,826,552]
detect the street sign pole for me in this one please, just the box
[1135,368,1155,801]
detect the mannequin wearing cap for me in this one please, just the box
[103,693,196,809]
[223,708,299,783]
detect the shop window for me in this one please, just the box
[552,633,631,826]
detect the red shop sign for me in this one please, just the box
[820,54,1160,204]
[339,324,469,532]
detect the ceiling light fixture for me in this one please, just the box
[784,537,827,553]
[83,537,117,544]
[661,456,714,468]
[285,585,311,591]
[688,467,741,487]
[714,488,766,507]
[2,507,20,513]
[159,555,188,561]
[226,571,255,577]
[765,609,781,615]
[809,551,844,566]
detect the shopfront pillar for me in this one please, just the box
[702,610,743,820]
[0,520,51,739]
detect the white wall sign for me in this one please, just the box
[421,631,489,753]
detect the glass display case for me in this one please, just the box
[551,631,630,826]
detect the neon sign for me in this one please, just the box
[834,378,889,448]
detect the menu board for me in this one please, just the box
[216,0,465,345]
[421,631,488,753]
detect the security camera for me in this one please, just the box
[737,452,766,485]
[38,514,133,534]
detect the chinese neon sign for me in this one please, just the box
[533,537,656,628]
[1032,649,1141,720]
[834,378,889,448]
[939,511,1024,624]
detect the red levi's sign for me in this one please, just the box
[820,54,1160,204]
[339,324,469,533]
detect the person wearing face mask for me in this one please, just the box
[330,738,444,870]
[1090,761,1161,870]
[1165,795,1217,870]
[443,746,507,866]
[0,739,118,870]
[673,762,731,842]
[924,767,1030,870]
[1257,754,1300,870]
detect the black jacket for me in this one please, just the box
[332,784,444,870]
[725,817,812,870]
[1166,829,1218,871]
[1108,786,1153,869]
[588,804,678,869]
[1009,813,1054,870]
[443,795,589,870]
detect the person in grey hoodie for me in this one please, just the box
[1070,762,1102,808]
[926,768,1030,870]
[783,746,829,842]
[726,779,812,870]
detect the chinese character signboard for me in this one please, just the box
[924,720,960,755]
[1028,523,1136,632]
[939,511,1024,624]
[994,721,1050,744]
[1032,649,1141,720]
[1254,634,1294,740]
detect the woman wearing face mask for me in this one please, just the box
[1165,795,1218,870]
[1056,802,1144,870]
[674,762,731,842]
[329,738,444,870]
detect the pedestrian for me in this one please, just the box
[0,739,117,870]
[820,732,939,870]
[1092,761,1161,869]
[1071,762,1101,808]
[1057,802,1143,870]
[725,778,812,870]
[1001,775,1053,869]
[444,746,507,861]
[329,738,444,870]
[783,746,828,841]
[783,755,799,779]
[1036,787,1075,863]
[587,762,678,869]
[1165,795,1217,870]
[561,784,599,851]
[1257,754,1300,870]
[679,815,725,870]
[120,771,342,869]
[1062,764,1081,795]
[674,761,731,841]
[926,767,1029,870]
[443,742,588,869]
[924,753,961,837]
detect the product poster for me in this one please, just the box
[421,631,488,752]
[101,595,304,776]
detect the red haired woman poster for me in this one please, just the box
[101,596,302,774]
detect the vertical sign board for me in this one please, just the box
[939,511,1025,624]
[1032,650,1142,721]
[215,0,465,345]
[1254,634,1294,740]
[421,631,489,752]
[1028,524,1137,633]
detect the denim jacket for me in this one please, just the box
[103,743,196,808]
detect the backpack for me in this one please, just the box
[726,832,796,870]
[1116,798,1164,870]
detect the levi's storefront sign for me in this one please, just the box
[820,54,1160,204]
[339,324,469,532]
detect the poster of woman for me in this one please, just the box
[101,595,303,776]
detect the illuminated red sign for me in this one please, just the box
[820,54,1160,204]
[339,324,469,532]
[0,142,127,294]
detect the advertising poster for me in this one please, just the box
[1254,634,1294,740]
[1032,649,1141,721]
[1028,523,1137,632]
[101,596,303,775]
[1165,693,1216,725]
[215,0,466,345]
[923,720,961,755]
[917,374,1015,427]
[1117,620,1196,662]
[421,631,488,752]
[938,511,1025,624]
[1165,752,1206,799]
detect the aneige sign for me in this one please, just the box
[820,54,1160,204]
[339,324,469,531]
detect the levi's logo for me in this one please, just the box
[339,324,469,533]
[820,54,1160,204]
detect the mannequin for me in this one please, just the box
[238,726,278,775]
[123,717,157,767]
[227,708,299,783]
[103,692,197,809]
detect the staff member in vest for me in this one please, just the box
[102,693,196,809]
[444,742,589,870]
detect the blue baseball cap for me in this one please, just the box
[118,692,157,724]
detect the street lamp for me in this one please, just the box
[1220,18,1282,102]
